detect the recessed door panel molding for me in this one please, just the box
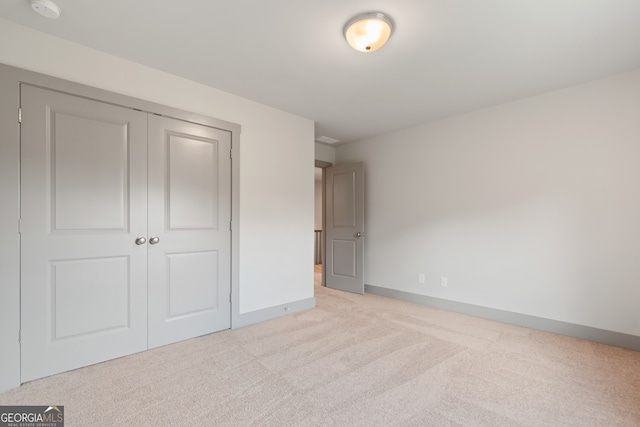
[51,112,129,232]
[331,240,357,278]
[332,171,356,228]
[20,85,148,382]
[167,133,219,231]
[168,251,219,318]
[148,114,231,349]
[52,257,130,340]
[325,162,365,294]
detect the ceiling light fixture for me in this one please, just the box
[344,12,394,53]
[30,0,61,19]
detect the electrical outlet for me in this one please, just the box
[440,277,448,287]
[418,273,425,284]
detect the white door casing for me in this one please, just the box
[20,85,232,381]
[325,162,365,294]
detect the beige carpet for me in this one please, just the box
[1,269,639,426]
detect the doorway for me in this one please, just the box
[314,166,323,286]
[314,160,332,287]
[315,160,365,293]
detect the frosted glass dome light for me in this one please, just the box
[344,12,394,53]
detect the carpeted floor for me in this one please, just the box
[1,267,639,426]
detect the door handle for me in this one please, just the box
[355,232,365,238]
[135,237,147,245]
[149,236,160,245]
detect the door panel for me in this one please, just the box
[166,134,220,229]
[147,115,231,348]
[167,251,219,317]
[332,240,357,278]
[325,162,365,294]
[52,256,130,339]
[332,172,356,227]
[20,85,148,382]
[52,113,129,230]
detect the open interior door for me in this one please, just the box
[325,162,365,294]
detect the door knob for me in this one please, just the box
[355,232,365,238]
[135,237,146,245]
[149,236,160,245]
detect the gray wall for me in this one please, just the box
[336,69,640,337]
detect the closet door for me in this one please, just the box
[147,115,231,348]
[20,85,148,382]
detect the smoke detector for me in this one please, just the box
[30,0,61,19]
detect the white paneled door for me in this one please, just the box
[147,115,231,348]
[20,85,231,382]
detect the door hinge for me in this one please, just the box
[229,293,232,303]
[229,149,232,159]
[18,218,21,234]
[18,107,22,124]
[18,330,21,344]
[230,221,232,231]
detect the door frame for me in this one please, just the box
[0,63,241,391]
[315,159,332,287]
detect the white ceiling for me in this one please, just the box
[2,0,640,144]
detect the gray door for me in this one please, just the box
[20,85,149,381]
[325,162,365,294]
